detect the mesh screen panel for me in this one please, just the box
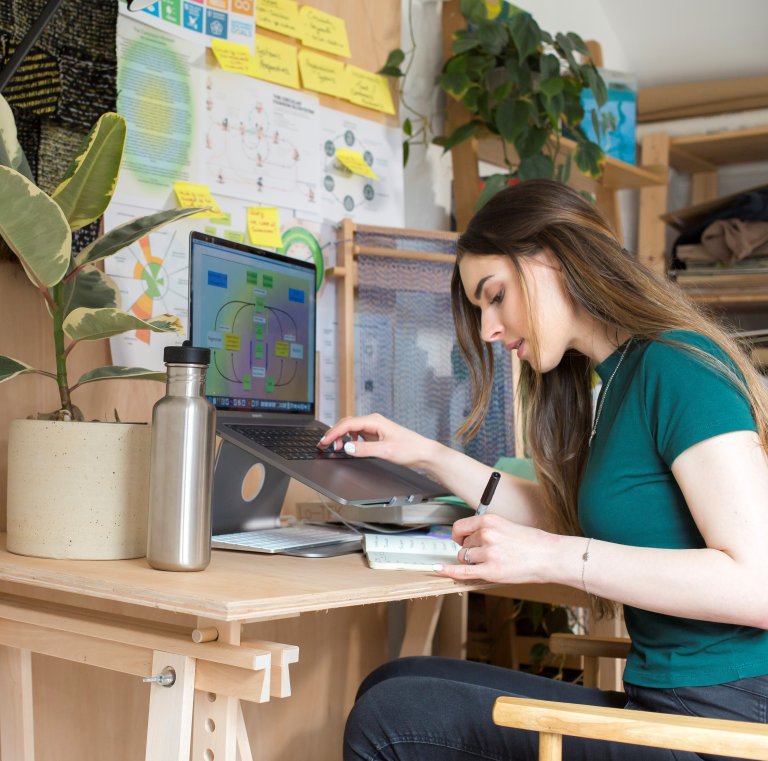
[354,230,515,465]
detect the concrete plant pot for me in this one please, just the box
[6,419,151,559]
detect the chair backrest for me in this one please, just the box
[492,696,768,761]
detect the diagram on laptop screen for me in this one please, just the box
[199,254,313,411]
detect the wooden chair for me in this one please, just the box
[548,633,631,689]
[494,634,768,760]
[492,696,768,761]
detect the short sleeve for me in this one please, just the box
[641,334,757,466]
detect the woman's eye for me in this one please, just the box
[490,289,504,305]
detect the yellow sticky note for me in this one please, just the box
[173,182,220,217]
[253,34,299,89]
[344,65,395,115]
[223,333,241,352]
[247,207,284,248]
[256,0,300,38]
[299,6,350,58]
[335,148,379,180]
[297,48,345,97]
[211,39,258,76]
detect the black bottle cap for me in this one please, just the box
[164,340,210,366]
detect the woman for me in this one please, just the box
[320,179,768,761]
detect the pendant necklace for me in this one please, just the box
[589,339,633,447]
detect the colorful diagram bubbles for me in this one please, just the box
[323,130,375,213]
[208,297,258,388]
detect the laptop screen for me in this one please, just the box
[189,232,316,415]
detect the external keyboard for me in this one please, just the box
[230,424,347,460]
[212,524,361,554]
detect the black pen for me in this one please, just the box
[476,471,500,516]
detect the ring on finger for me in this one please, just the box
[463,547,472,565]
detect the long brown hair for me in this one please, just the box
[452,179,768,547]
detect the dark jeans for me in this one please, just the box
[343,656,768,761]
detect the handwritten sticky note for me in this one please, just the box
[336,148,379,180]
[211,39,258,76]
[256,0,300,37]
[344,65,395,115]
[299,6,350,58]
[253,34,299,89]
[173,182,220,217]
[247,207,284,248]
[297,48,345,97]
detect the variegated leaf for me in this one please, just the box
[74,206,207,269]
[61,265,121,317]
[0,166,71,288]
[0,355,36,383]
[76,365,167,386]
[51,113,126,231]
[0,94,33,180]
[63,307,183,342]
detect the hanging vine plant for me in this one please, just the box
[380,0,609,208]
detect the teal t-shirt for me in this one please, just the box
[579,330,768,688]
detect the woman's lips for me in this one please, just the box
[507,339,524,357]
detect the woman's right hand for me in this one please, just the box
[318,413,438,470]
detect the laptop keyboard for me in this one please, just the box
[212,525,361,553]
[230,424,346,460]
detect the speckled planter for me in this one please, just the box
[6,419,151,559]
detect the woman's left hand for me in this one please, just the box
[436,513,558,584]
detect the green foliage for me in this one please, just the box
[380,2,608,208]
[0,95,205,419]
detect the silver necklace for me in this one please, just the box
[589,339,633,447]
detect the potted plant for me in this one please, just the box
[0,94,203,559]
[380,0,608,208]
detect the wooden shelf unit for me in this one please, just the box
[638,125,768,309]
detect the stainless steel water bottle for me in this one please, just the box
[147,342,216,571]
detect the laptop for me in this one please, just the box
[188,231,447,509]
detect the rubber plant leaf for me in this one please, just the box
[0,356,36,384]
[73,206,207,269]
[51,112,126,232]
[0,94,33,180]
[76,365,167,386]
[0,166,71,288]
[61,265,121,318]
[63,307,183,342]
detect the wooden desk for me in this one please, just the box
[0,533,496,761]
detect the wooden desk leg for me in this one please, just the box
[0,645,34,761]
[145,650,196,761]
[191,619,242,761]
[436,592,468,659]
[399,597,444,657]
[236,702,254,761]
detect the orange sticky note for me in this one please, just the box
[247,207,284,248]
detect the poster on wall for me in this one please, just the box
[118,0,256,47]
[114,15,208,210]
[203,69,322,220]
[320,109,405,227]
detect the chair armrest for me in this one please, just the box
[548,633,631,660]
[492,697,768,760]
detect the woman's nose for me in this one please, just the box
[480,311,503,343]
